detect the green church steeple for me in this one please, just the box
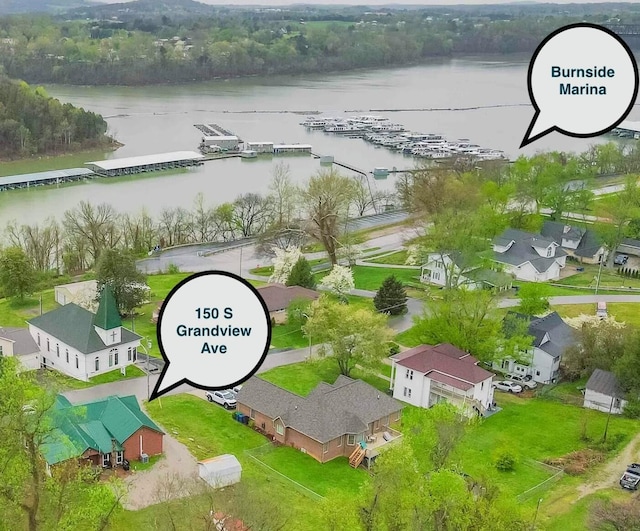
[94,284,121,331]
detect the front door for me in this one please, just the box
[102,453,110,467]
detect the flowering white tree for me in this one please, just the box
[269,246,303,284]
[405,245,422,266]
[74,285,99,313]
[319,265,355,299]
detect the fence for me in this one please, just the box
[245,444,325,502]
[516,460,564,503]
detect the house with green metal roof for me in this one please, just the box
[27,285,141,381]
[41,394,164,468]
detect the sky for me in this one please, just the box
[188,0,639,5]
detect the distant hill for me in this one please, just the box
[0,0,95,15]
[67,0,218,19]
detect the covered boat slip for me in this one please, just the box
[85,151,205,177]
[0,168,95,192]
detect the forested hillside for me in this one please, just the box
[0,77,109,158]
[0,2,638,85]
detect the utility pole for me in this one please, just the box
[531,498,543,530]
[603,394,615,442]
[594,253,604,295]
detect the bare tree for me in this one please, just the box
[211,203,237,242]
[267,162,298,227]
[5,217,60,273]
[191,192,216,243]
[63,201,121,265]
[158,207,192,247]
[301,169,357,265]
[233,193,274,237]
[121,209,157,254]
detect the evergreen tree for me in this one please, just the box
[373,275,408,315]
[285,256,316,289]
[96,248,148,316]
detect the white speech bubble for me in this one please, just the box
[521,23,639,148]
[150,271,271,400]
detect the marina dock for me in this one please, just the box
[86,151,205,177]
[0,168,95,192]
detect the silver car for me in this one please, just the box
[492,381,523,393]
[506,374,537,389]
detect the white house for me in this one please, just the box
[420,253,482,289]
[390,343,496,417]
[540,221,605,265]
[584,368,627,414]
[0,327,40,370]
[54,280,98,307]
[496,312,574,384]
[28,286,141,381]
[492,229,567,282]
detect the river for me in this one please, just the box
[1,56,638,227]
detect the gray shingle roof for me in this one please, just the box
[528,312,574,358]
[28,303,140,355]
[256,284,319,312]
[541,221,603,259]
[493,228,566,273]
[586,368,623,397]
[236,376,403,444]
[0,327,39,355]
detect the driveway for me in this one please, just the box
[122,431,199,510]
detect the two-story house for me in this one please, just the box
[420,253,512,291]
[496,312,574,384]
[390,343,496,417]
[540,221,605,265]
[492,228,567,282]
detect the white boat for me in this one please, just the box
[347,115,389,125]
[300,117,338,128]
[324,122,366,133]
[371,123,405,132]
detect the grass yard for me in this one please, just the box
[557,265,640,290]
[37,365,147,391]
[315,265,419,291]
[451,394,639,499]
[365,250,410,265]
[394,324,423,348]
[552,302,640,327]
[271,321,314,349]
[258,446,368,497]
[0,290,58,326]
[90,364,146,385]
[260,356,390,396]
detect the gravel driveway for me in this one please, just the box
[122,432,199,510]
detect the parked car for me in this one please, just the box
[205,390,237,409]
[506,374,538,389]
[614,254,629,266]
[619,463,640,490]
[228,385,243,398]
[492,381,523,393]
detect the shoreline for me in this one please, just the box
[0,140,123,167]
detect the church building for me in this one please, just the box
[28,286,141,381]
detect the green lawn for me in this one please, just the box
[315,265,420,291]
[271,321,314,349]
[90,364,146,385]
[365,250,410,265]
[451,394,639,498]
[557,265,640,289]
[395,324,422,348]
[37,365,147,391]
[553,302,640,327]
[0,290,58,326]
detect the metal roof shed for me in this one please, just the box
[198,454,242,488]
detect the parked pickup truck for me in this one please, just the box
[619,463,640,490]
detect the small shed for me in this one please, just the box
[583,368,627,414]
[198,454,242,488]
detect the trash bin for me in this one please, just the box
[123,459,130,471]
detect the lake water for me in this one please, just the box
[1,56,638,227]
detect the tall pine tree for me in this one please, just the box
[374,275,407,315]
[286,256,316,289]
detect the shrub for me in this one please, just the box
[387,342,400,356]
[494,447,517,471]
[166,263,180,274]
[623,397,640,419]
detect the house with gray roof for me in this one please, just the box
[235,376,403,465]
[0,326,40,370]
[27,286,141,381]
[584,369,627,414]
[540,221,605,265]
[496,312,575,384]
[493,228,567,282]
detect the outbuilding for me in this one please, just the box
[198,454,242,488]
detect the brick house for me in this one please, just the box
[41,394,164,469]
[256,284,319,324]
[236,375,403,465]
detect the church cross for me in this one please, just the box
[110,330,117,342]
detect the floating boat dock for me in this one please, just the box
[86,151,205,177]
[194,123,241,140]
[0,168,95,192]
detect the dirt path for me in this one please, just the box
[575,432,640,501]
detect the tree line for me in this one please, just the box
[0,76,110,157]
[0,9,618,85]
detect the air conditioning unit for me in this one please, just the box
[140,453,149,463]
[300,448,306,454]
